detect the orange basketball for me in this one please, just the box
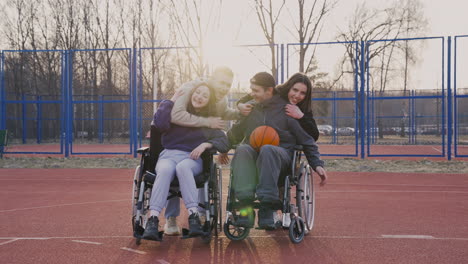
[249,125,280,151]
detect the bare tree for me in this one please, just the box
[168,0,223,78]
[253,0,285,79]
[337,0,427,138]
[287,0,337,74]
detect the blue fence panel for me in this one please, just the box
[69,48,132,155]
[454,35,468,157]
[1,50,64,154]
[286,41,360,157]
[365,37,446,157]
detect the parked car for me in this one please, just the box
[318,125,333,136]
[337,127,355,136]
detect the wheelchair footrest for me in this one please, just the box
[180,228,210,239]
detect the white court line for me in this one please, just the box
[381,235,434,239]
[121,247,146,255]
[157,260,171,264]
[432,147,443,153]
[71,240,102,245]
[320,190,468,194]
[330,183,467,188]
[0,199,128,213]
[2,234,468,242]
[0,179,128,182]
[0,239,19,246]
[0,236,129,240]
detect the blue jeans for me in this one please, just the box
[149,149,203,213]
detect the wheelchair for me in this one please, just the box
[223,146,316,244]
[132,126,223,244]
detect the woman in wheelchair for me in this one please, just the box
[141,83,229,241]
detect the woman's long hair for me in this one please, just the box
[186,83,217,117]
[277,72,312,113]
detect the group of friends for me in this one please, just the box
[141,67,328,241]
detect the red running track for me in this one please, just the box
[0,168,467,263]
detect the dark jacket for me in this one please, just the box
[153,100,229,153]
[237,94,319,141]
[228,95,324,170]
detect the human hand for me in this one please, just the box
[314,166,327,186]
[190,143,212,160]
[238,103,254,116]
[217,152,230,165]
[208,117,226,129]
[171,89,185,102]
[285,104,304,119]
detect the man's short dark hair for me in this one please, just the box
[250,72,276,90]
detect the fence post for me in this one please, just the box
[132,48,138,157]
[22,94,26,144]
[37,95,42,144]
[0,51,5,130]
[99,95,104,144]
[447,36,452,160]
[360,41,366,159]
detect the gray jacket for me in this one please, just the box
[227,94,324,170]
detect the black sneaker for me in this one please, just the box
[188,213,204,236]
[235,208,255,228]
[142,216,162,241]
[258,208,276,230]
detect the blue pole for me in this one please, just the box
[360,41,366,159]
[286,44,290,78]
[132,48,138,157]
[280,44,284,83]
[354,42,359,157]
[0,52,5,130]
[65,51,71,157]
[332,91,337,144]
[453,36,458,157]
[37,95,42,144]
[22,94,26,144]
[447,36,452,160]
[99,95,103,144]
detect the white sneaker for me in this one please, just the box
[164,216,181,235]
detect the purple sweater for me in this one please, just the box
[153,100,229,153]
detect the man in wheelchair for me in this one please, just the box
[226,72,327,230]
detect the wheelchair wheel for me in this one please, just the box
[288,217,305,244]
[223,220,250,241]
[132,166,144,244]
[132,165,140,215]
[216,165,223,236]
[297,164,315,232]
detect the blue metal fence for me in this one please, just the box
[0,37,466,159]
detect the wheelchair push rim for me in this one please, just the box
[297,164,315,233]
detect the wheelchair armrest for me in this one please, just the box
[294,145,303,151]
[137,147,150,155]
[205,148,217,155]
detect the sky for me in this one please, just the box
[201,0,468,92]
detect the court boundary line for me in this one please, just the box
[2,234,468,241]
[0,199,128,213]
